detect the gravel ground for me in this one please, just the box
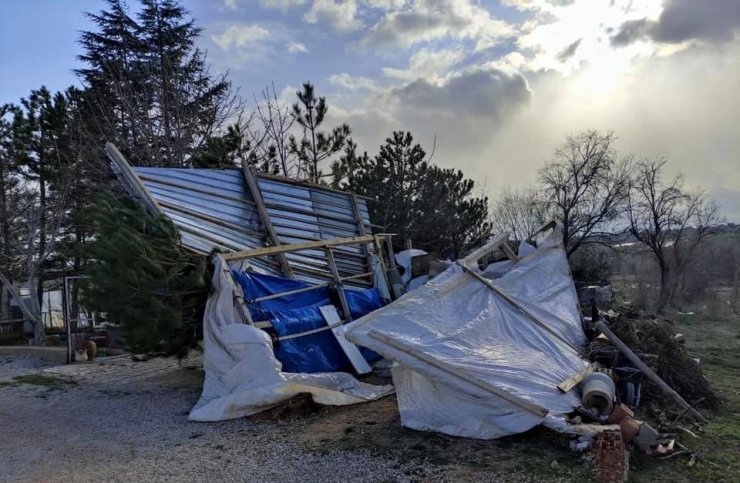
[0,355,509,483]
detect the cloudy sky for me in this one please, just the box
[2,0,739,220]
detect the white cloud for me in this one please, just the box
[363,0,406,9]
[223,0,238,11]
[328,73,378,91]
[512,0,663,74]
[287,41,309,53]
[361,0,514,50]
[304,0,362,32]
[382,47,466,81]
[212,25,270,51]
[260,0,308,8]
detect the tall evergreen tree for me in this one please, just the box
[334,131,490,257]
[8,87,75,343]
[76,0,238,167]
[289,82,350,182]
[84,193,210,357]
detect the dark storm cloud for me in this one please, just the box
[611,0,740,46]
[390,69,532,120]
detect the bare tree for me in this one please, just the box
[540,130,631,257]
[626,157,721,313]
[246,84,297,177]
[489,185,548,241]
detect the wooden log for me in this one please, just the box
[367,329,549,417]
[594,320,707,423]
[241,162,295,279]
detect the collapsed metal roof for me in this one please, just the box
[106,144,376,287]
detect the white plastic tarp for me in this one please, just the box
[189,256,394,422]
[345,227,589,439]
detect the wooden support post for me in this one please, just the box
[320,305,372,374]
[241,161,295,279]
[461,232,511,266]
[367,329,549,417]
[595,321,708,423]
[457,262,584,356]
[502,243,520,263]
[325,247,352,322]
[104,143,164,218]
[350,194,371,260]
[384,236,397,270]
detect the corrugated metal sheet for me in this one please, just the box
[130,167,374,286]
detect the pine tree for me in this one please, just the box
[84,193,210,357]
[76,0,237,167]
[334,131,491,257]
[8,87,75,343]
[289,82,350,182]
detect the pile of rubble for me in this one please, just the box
[104,145,716,482]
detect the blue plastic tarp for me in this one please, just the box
[231,270,383,373]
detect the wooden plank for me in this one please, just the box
[367,329,549,417]
[104,143,164,218]
[502,243,520,263]
[350,194,372,261]
[325,247,352,323]
[461,232,511,266]
[595,320,707,423]
[320,305,372,375]
[557,365,593,393]
[339,271,374,283]
[457,262,584,356]
[241,161,295,279]
[222,235,377,261]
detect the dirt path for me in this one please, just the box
[0,356,585,482]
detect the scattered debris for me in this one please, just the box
[593,429,628,483]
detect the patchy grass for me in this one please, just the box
[9,374,78,391]
[286,312,739,482]
[627,312,740,482]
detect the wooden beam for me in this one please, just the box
[104,143,164,218]
[502,243,520,263]
[241,162,295,279]
[461,232,511,266]
[595,321,708,423]
[340,271,374,283]
[222,235,377,261]
[457,262,584,356]
[325,247,352,322]
[320,305,372,374]
[557,365,593,393]
[367,329,549,417]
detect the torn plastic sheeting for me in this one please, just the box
[189,256,393,422]
[345,227,588,439]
